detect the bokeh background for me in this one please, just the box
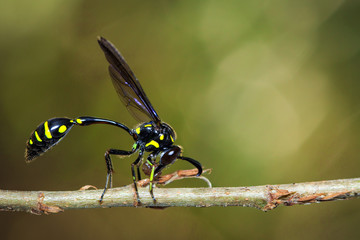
[0,0,359,239]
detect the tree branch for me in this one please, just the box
[1,175,359,215]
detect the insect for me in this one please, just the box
[25,37,203,203]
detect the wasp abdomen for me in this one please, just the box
[25,118,75,162]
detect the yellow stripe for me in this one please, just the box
[29,139,33,145]
[170,135,174,142]
[149,166,155,191]
[159,134,164,141]
[136,127,141,134]
[144,124,152,127]
[44,121,52,139]
[76,118,82,124]
[58,125,67,133]
[34,131,42,142]
[145,140,159,148]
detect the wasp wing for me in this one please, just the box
[97,37,161,126]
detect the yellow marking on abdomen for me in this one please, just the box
[44,121,52,139]
[145,140,159,148]
[144,124,152,127]
[76,118,82,124]
[34,131,42,142]
[170,135,174,142]
[136,127,141,134]
[29,139,33,145]
[159,134,164,141]
[59,125,67,133]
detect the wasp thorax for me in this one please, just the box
[135,122,158,141]
[133,122,176,151]
[161,122,176,142]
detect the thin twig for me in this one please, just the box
[0,174,359,215]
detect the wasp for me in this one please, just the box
[25,37,203,203]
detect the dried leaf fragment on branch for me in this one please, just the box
[263,185,353,211]
[137,168,212,187]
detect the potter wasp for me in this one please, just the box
[25,37,202,203]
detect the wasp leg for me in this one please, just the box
[149,163,156,203]
[131,149,144,204]
[147,152,161,203]
[137,165,142,181]
[100,149,134,203]
[145,157,157,203]
[178,156,203,176]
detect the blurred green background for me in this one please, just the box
[0,0,359,239]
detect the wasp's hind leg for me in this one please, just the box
[145,157,157,203]
[131,149,144,204]
[100,149,134,203]
[178,156,203,176]
[145,152,162,203]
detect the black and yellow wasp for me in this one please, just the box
[25,37,203,203]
